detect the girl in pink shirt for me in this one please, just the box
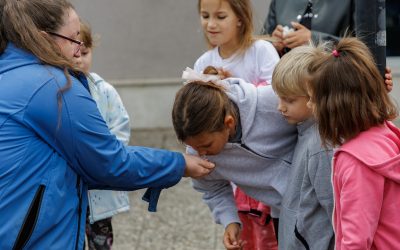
[307,37,400,250]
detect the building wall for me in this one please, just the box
[71,0,399,135]
[71,0,271,130]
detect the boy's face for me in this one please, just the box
[78,45,93,73]
[183,114,235,156]
[184,129,230,156]
[278,95,313,124]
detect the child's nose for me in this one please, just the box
[277,102,285,113]
[207,18,217,28]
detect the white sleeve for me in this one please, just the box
[256,40,280,84]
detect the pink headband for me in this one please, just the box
[332,49,340,57]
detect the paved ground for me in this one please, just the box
[112,180,225,250]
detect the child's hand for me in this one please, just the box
[216,68,232,79]
[203,66,232,79]
[385,66,393,92]
[182,154,215,178]
[223,223,245,250]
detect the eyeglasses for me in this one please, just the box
[47,31,83,54]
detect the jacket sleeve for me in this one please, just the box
[23,74,184,190]
[192,178,240,228]
[256,41,280,84]
[262,0,277,35]
[308,150,334,221]
[311,0,355,43]
[187,146,240,228]
[335,153,384,249]
[97,76,131,146]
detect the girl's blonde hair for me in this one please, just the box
[308,37,398,147]
[198,0,254,54]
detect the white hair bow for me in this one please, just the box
[181,67,227,88]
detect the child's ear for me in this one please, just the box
[224,115,236,131]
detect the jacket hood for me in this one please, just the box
[224,77,259,139]
[223,77,297,159]
[0,43,39,75]
[335,121,400,183]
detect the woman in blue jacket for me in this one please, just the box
[0,0,214,249]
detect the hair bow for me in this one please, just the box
[181,67,227,88]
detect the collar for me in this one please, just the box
[297,117,315,135]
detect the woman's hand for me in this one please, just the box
[223,223,245,250]
[182,154,215,178]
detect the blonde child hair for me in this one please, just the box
[272,45,323,97]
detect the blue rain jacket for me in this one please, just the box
[0,43,185,249]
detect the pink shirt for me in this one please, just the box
[332,121,400,250]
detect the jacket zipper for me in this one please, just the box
[13,185,45,250]
[75,176,82,250]
[295,223,310,250]
[240,143,291,164]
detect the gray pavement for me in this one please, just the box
[112,180,225,250]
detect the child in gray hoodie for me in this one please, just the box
[172,67,297,249]
[271,45,334,250]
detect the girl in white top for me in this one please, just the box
[193,0,280,249]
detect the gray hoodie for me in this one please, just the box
[278,119,334,250]
[191,78,297,228]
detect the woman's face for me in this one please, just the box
[52,8,82,60]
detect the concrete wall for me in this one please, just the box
[71,0,270,131]
[71,1,400,147]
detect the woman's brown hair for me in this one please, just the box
[172,67,238,141]
[1,0,82,124]
[198,0,254,54]
[308,37,398,147]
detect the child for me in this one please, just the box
[195,0,279,85]
[173,66,298,250]
[78,22,131,250]
[195,0,280,247]
[271,45,334,250]
[307,37,400,249]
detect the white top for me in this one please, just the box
[194,39,280,85]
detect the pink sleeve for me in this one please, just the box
[335,154,385,249]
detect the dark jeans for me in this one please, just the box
[86,214,113,250]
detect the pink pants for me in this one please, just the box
[235,188,278,250]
